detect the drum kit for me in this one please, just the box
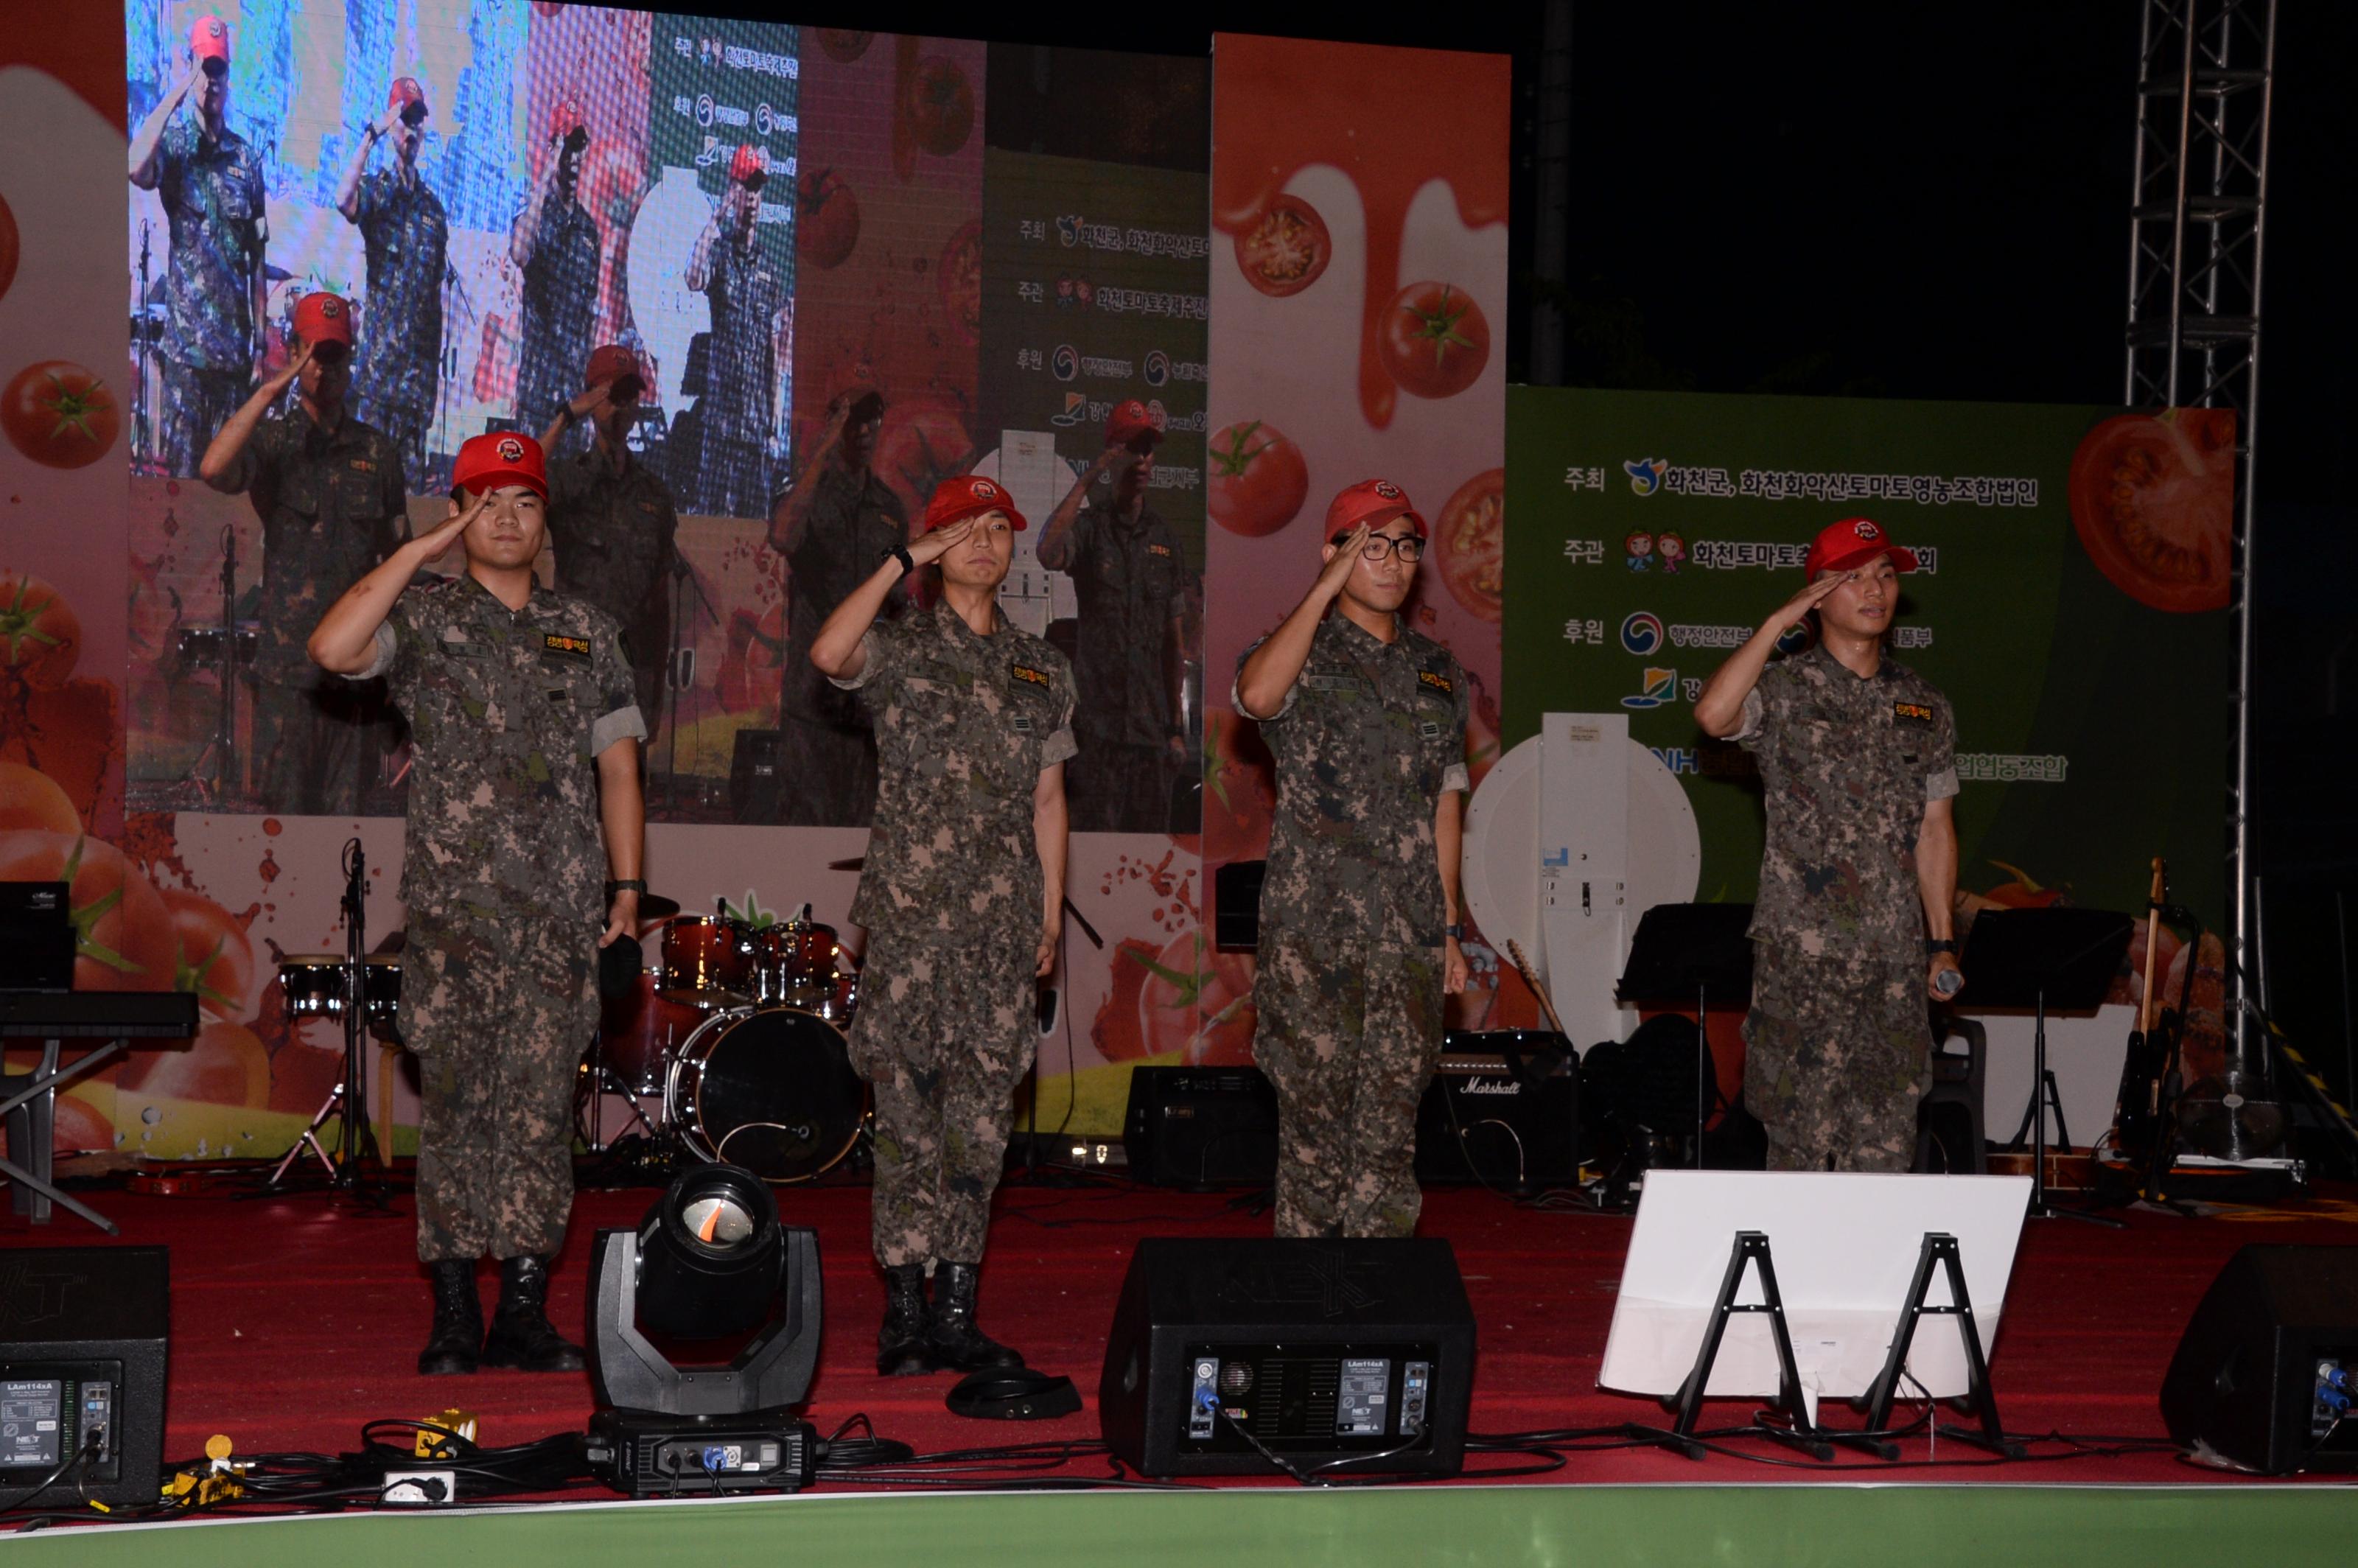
[587,902,869,1184]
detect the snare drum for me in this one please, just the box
[666,1007,867,1183]
[279,955,402,1041]
[658,916,752,1007]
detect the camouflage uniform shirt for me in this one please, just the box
[1239,612,1472,949]
[156,113,265,371]
[351,167,448,424]
[1047,500,1187,748]
[359,574,646,923]
[782,463,907,726]
[517,194,600,433]
[701,231,782,448]
[1734,640,1959,959]
[547,441,680,641]
[208,408,410,679]
[833,600,1077,934]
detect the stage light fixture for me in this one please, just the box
[584,1163,822,1497]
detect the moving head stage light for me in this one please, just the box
[584,1163,822,1497]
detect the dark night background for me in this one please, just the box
[700,1,2358,1110]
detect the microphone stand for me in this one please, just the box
[665,555,717,816]
[267,838,388,1207]
[1020,897,1105,1180]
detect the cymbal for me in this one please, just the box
[263,262,295,281]
[826,857,864,872]
[637,892,682,919]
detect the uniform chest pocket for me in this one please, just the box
[213,169,258,224]
[539,656,600,753]
[426,641,503,732]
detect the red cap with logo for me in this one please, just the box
[585,344,646,394]
[1325,477,1427,542]
[387,77,427,117]
[548,97,586,142]
[452,432,548,500]
[729,144,767,186]
[923,473,1028,533]
[190,15,231,64]
[1803,516,1919,578]
[290,292,353,348]
[1105,398,1163,449]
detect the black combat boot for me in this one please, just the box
[927,1261,1024,1372]
[479,1255,586,1373]
[419,1259,483,1376]
[877,1263,935,1376]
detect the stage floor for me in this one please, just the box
[13,1163,2358,1495]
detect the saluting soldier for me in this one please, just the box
[307,432,647,1376]
[509,99,601,441]
[810,475,1074,1377]
[685,144,786,517]
[1234,480,1471,1240]
[198,291,409,814]
[1035,399,1191,833]
[335,74,449,477]
[542,345,680,733]
[128,13,267,475]
[767,388,909,825]
[1695,516,1961,1172]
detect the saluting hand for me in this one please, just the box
[414,491,488,561]
[265,340,313,395]
[906,516,976,567]
[1763,570,1852,636]
[1314,522,1372,602]
[564,382,612,424]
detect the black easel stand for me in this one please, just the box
[1615,903,1756,1168]
[1955,907,2133,1228]
[1634,1230,1832,1462]
[1842,1232,2023,1460]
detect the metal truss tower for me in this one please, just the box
[2123,0,2275,1051]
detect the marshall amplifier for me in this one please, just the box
[1123,1067,1278,1190]
[1415,1030,1581,1191]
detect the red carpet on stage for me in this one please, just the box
[15,1172,2358,1486]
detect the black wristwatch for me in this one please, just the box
[606,879,647,899]
[884,545,915,575]
[1925,938,1958,956]
[1444,923,1465,941]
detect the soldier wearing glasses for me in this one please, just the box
[1234,480,1472,1239]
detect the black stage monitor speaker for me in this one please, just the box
[0,1246,168,1506]
[1415,1030,1580,1190]
[1123,1067,1278,1189]
[729,728,783,822]
[2160,1244,2358,1474]
[1098,1237,1474,1478]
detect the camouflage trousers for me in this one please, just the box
[1066,738,1175,834]
[1742,943,1933,1172]
[1251,930,1445,1239]
[404,909,599,1263]
[160,360,248,477]
[848,924,1037,1269]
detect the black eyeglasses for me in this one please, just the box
[1333,532,1424,563]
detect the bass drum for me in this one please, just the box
[666,1007,867,1183]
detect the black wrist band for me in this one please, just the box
[1925,938,1957,956]
[606,879,646,898]
[1444,923,1464,941]
[886,545,914,575]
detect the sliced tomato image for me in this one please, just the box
[0,570,81,690]
[1378,283,1490,400]
[908,57,975,158]
[1435,467,1505,623]
[1206,420,1309,538]
[2067,407,2236,613]
[796,169,860,269]
[1234,194,1331,298]
[4,361,120,469]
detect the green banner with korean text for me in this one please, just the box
[1502,385,2234,931]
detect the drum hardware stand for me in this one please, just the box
[577,1028,665,1154]
[269,839,387,1202]
[133,220,156,472]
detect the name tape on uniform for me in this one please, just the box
[1010,662,1053,688]
[543,633,592,659]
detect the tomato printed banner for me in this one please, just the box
[1502,384,2235,941]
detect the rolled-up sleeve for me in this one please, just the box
[1043,657,1080,769]
[590,613,649,756]
[1729,685,1767,746]
[1925,695,1960,801]
[1229,634,1297,721]
[347,620,399,682]
[827,627,886,691]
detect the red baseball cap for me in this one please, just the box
[729,144,767,186]
[452,432,548,500]
[923,474,1028,533]
[1804,517,1920,578]
[290,292,353,348]
[190,15,231,64]
[387,77,427,118]
[1325,478,1426,542]
[585,344,646,395]
[549,97,586,142]
[1105,398,1163,449]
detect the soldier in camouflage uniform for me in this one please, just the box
[509,102,602,442]
[1035,399,1192,833]
[1695,517,1962,1172]
[128,15,267,477]
[542,345,680,732]
[811,474,1074,1376]
[335,76,449,480]
[685,146,784,518]
[309,431,646,1376]
[199,293,409,815]
[1234,480,1472,1239]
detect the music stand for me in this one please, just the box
[1615,903,1756,1166]
[1954,907,2132,1227]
